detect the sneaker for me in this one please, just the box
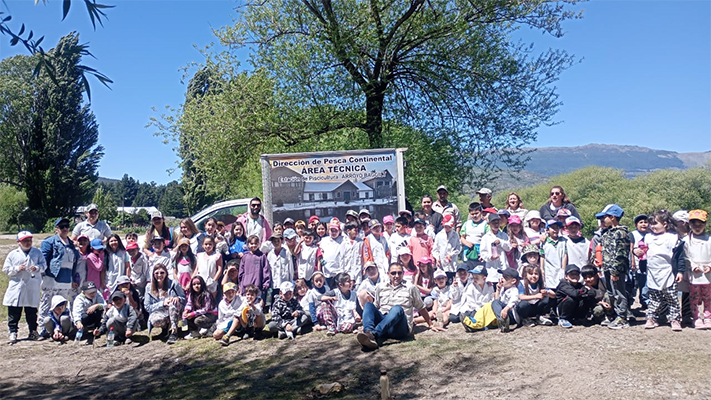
[184,332,196,340]
[86,335,95,346]
[356,331,378,350]
[538,316,553,326]
[327,330,336,337]
[497,316,510,333]
[220,335,231,346]
[694,319,705,330]
[125,338,133,345]
[608,317,629,330]
[705,319,711,330]
[199,327,209,337]
[644,318,658,329]
[286,330,295,340]
[295,326,302,335]
[524,318,537,327]
[671,320,682,332]
[278,331,287,340]
[600,317,611,327]
[8,332,18,344]
[37,329,49,341]
[167,333,178,344]
[27,330,40,341]
[558,319,572,329]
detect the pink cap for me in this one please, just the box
[508,215,522,225]
[418,256,433,265]
[383,215,395,224]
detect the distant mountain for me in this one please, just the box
[486,143,711,192]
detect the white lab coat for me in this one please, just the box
[2,247,47,308]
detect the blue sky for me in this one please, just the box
[1,0,709,184]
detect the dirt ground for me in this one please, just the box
[1,242,710,400]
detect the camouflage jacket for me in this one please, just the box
[600,225,630,276]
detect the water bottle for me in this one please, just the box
[380,369,391,400]
[594,244,603,267]
[106,327,115,347]
[181,318,189,332]
[74,329,83,345]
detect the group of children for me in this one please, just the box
[3,200,710,347]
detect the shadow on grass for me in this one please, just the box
[0,331,517,400]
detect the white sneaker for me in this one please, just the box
[278,331,287,339]
[199,328,209,337]
[8,332,18,344]
[286,330,295,340]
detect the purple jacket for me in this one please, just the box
[239,250,271,293]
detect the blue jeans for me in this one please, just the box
[362,302,410,341]
[491,299,516,324]
[636,272,649,307]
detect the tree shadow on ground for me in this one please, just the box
[0,328,541,400]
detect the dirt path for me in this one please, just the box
[1,242,710,400]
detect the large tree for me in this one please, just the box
[0,32,104,229]
[217,0,581,183]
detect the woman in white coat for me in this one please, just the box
[3,231,47,343]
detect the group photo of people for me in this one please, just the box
[3,186,710,351]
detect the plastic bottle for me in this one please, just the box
[181,318,189,332]
[74,328,83,345]
[594,244,603,267]
[491,243,499,259]
[637,241,648,261]
[106,327,115,348]
[380,369,390,400]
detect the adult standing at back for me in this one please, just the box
[505,192,528,220]
[144,211,173,257]
[476,188,495,210]
[433,186,461,227]
[40,218,79,322]
[71,203,112,243]
[237,197,272,246]
[420,195,443,234]
[539,186,581,222]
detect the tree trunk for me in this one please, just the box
[365,88,385,148]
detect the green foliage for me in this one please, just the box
[0,33,103,231]
[492,166,711,237]
[92,186,117,226]
[0,184,28,232]
[0,0,113,100]
[218,0,581,178]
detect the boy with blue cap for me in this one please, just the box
[596,204,631,330]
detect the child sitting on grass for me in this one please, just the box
[183,276,218,339]
[318,273,360,336]
[213,282,242,345]
[555,265,597,329]
[42,295,74,342]
[72,281,105,345]
[221,284,265,344]
[269,281,307,340]
[491,268,521,333]
[429,269,452,327]
[581,264,614,325]
[95,291,138,344]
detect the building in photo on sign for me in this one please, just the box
[262,149,407,224]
